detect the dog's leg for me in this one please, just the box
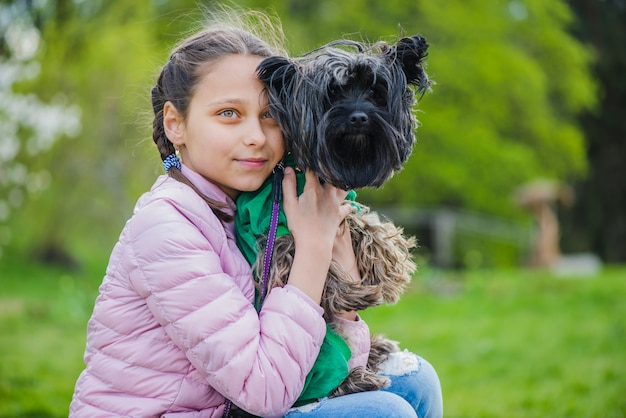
[367,333,400,371]
[329,366,390,397]
[329,334,401,397]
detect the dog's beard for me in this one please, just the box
[309,105,405,189]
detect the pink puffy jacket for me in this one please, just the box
[70,167,368,417]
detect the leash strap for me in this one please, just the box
[223,401,232,418]
[260,161,285,301]
[223,161,285,418]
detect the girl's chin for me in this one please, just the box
[239,180,269,194]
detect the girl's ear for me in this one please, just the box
[163,101,185,145]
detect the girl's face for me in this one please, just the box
[164,54,284,200]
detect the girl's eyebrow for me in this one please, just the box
[207,98,247,106]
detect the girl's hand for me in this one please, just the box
[281,167,353,303]
[332,218,359,282]
[282,168,352,254]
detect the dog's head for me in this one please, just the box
[258,35,430,190]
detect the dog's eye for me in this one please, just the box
[369,86,387,106]
[328,83,339,98]
[368,88,381,102]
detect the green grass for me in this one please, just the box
[362,267,626,418]
[0,257,101,418]
[1,255,625,417]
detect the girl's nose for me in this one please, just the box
[244,119,267,146]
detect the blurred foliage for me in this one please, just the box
[1,0,602,265]
[356,0,594,215]
[0,0,81,260]
[4,0,164,261]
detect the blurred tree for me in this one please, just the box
[0,0,81,261]
[7,0,164,264]
[561,0,626,262]
[351,0,594,219]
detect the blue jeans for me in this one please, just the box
[284,352,443,418]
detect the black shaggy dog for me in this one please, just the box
[236,34,430,403]
[257,34,430,190]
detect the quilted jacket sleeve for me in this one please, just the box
[332,315,371,370]
[125,191,326,417]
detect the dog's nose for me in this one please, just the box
[349,111,369,127]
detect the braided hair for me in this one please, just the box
[151,10,286,222]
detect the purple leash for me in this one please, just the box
[223,161,285,418]
[260,161,285,301]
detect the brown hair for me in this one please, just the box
[151,9,286,222]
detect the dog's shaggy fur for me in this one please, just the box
[244,34,429,397]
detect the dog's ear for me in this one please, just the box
[257,56,298,94]
[389,35,430,94]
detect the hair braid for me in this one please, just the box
[151,83,176,161]
[151,63,234,223]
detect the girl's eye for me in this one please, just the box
[261,110,273,119]
[220,109,237,118]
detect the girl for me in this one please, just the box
[70,9,442,418]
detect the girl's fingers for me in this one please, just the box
[302,170,350,202]
[302,169,321,194]
[283,168,351,224]
[339,201,355,219]
[281,166,297,208]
